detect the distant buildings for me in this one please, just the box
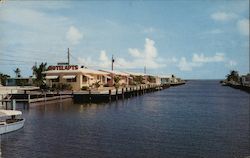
[42,65,179,91]
[240,73,250,86]
[5,77,34,86]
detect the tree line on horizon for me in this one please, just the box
[0,62,47,86]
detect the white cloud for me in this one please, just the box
[122,38,163,68]
[211,11,237,21]
[78,50,110,68]
[66,26,83,45]
[228,60,237,67]
[192,53,225,63]
[177,53,226,71]
[237,19,249,36]
[177,57,202,71]
[77,38,165,69]
[99,50,110,68]
[128,48,142,58]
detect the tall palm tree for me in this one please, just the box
[14,68,21,78]
[32,62,47,86]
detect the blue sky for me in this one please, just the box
[0,0,249,79]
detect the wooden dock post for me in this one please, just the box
[115,89,118,101]
[1,94,4,106]
[28,94,31,104]
[109,90,112,102]
[125,87,128,98]
[11,99,16,110]
[130,87,132,97]
[5,101,8,110]
[122,88,124,100]
[89,90,91,102]
[60,93,62,102]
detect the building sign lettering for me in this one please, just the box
[48,65,78,71]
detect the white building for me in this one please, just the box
[43,65,109,91]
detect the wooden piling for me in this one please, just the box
[109,90,111,102]
[122,88,124,100]
[28,94,31,104]
[130,87,132,97]
[89,90,91,102]
[115,89,118,101]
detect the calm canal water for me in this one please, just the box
[1,80,249,158]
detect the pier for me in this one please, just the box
[0,83,181,105]
[73,84,169,103]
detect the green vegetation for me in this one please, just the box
[93,81,101,88]
[0,73,10,86]
[51,83,72,91]
[32,62,47,87]
[114,76,120,89]
[132,75,144,85]
[147,75,156,83]
[81,86,89,90]
[226,70,239,82]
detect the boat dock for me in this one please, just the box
[1,82,186,105]
[74,84,170,103]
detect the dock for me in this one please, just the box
[0,82,186,105]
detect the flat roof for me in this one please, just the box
[43,68,109,75]
[99,70,130,76]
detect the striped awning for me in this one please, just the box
[84,74,94,79]
[62,75,76,79]
[105,75,111,79]
[45,76,58,79]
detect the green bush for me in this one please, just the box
[81,86,88,90]
[103,83,109,87]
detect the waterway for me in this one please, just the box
[1,80,249,158]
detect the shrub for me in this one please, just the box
[81,86,88,90]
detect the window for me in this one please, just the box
[67,77,76,82]
[82,76,87,82]
[51,77,59,82]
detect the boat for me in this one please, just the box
[0,110,25,134]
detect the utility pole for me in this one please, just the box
[67,48,70,65]
[111,55,114,71]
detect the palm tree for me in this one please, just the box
[226,70,239,82]
[32,62,47,86]
[0,73,10,85]
[14,68,21,78]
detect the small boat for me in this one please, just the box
[0,110,25,135]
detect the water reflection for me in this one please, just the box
[1,80,250,158]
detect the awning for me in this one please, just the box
[83,74,94,79]
[62,75,76,79]
[45,76,58,79]
[105,75,111,79]
[0,110,22,117]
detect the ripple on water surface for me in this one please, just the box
[1,80,249,158]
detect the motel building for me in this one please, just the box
[99,70,130,86]
[43,65,110,91]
